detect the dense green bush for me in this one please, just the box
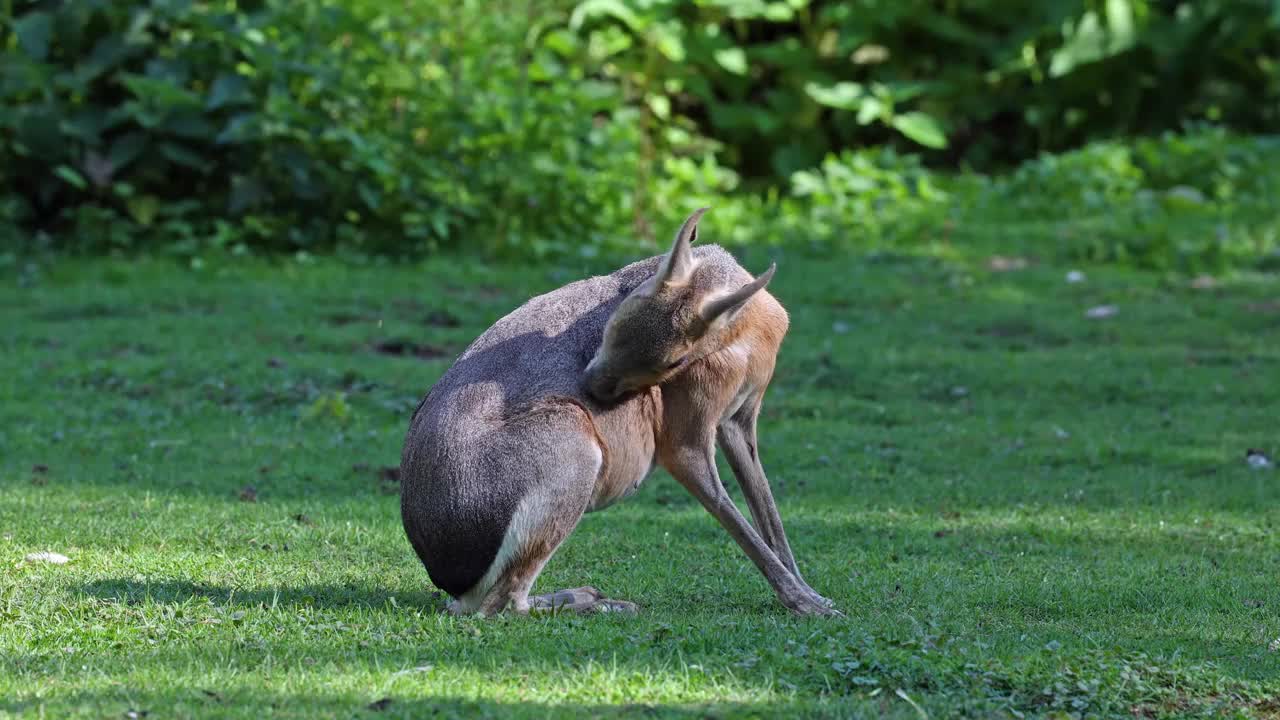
[569,0,1280,179]
[1,0,721,258]
[788,148,948,247]
[675,128,1280,274]
[963,128,1280,272]
[2,0,1278,271]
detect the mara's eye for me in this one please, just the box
[665,356,689,371]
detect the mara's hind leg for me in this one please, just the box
[473,491,584,616]
[472,485,639,616]
[454,459,592,617]
[455,407,637,617]
[474,467,638,616]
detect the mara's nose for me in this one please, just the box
[583,364,620,403]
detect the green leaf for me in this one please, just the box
[1049,6,1135,78]
[206,73,252,110]
[14,12,54,61]
[714,48,748,76]
[856,97,884,125]
[163,112,217,139]
[76,35,132,84]
[764,3,795,21]
[59,112,107,145]
[121,100,164,129]
[54,165,88,190]
[216,114,258,145]
[16,107,64,158]
[721,0,768,20]
[123,8,155,45]
[881,82,929,103]
[120,74,202,109]
[646,93,671,120]
[541,29,580,56]
[790,169,824,197]
[805,82,865,110]
[159,142,211,172]
[650,23,685,62]
[126,195,161,226]
[357,182,382,211]
[891,112,948,149]
[107,133,149,173]
[1105,0,1135,49]
[569,0,642,32]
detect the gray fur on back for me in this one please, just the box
[415,243,742,424]
[400,245,741,597]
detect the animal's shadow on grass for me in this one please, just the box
[79,578,445,614]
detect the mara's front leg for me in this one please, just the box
[718,396,836,610]
[662,437,837,617]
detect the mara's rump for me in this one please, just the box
[400,400,603,600]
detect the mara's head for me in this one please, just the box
[584,208,776,403]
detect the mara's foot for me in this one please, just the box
[806,590,839,610]
[528,586,638,615]
[785,592,843,617]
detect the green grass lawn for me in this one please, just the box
[2,238,1278,718]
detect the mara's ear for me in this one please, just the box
[699,262,776,327]
[652,207,709,288]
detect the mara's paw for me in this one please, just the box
[785,593,843,617]
[809,592,838,610]
[590,598,638,614]
[529,587,639,616]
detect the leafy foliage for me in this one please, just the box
[789,149,947,244]
[568,0,1280,178]
[0,0,693,258]
[675,129,1280,275]
[970,129,1280,273]
[1,0,1278,270]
